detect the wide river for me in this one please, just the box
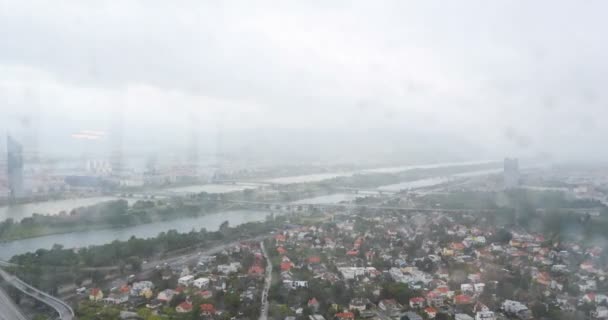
[376,168,502,192]
[261,160,495,184]
[0,184,259,222]
[0,161,502,259]
[0,197,136,222]
[0,210,270,260]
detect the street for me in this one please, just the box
[259,240,272,320]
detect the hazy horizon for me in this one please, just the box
[2,1,608,164]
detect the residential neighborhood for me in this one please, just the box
[69,205,608,320]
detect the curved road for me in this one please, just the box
[0,233,275,320]
[0,268,74,320]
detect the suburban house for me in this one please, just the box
[103,292,129,305]
[200,303,216,316]
[193,277,210,289]
[157,289,176,302]
[248,265,264,276]
[283,280,308,289]
[89,288,104,302]
[424,306,437,318]
[348,298,367,311]
[502,300,532,319]
[308,297,320,312]
[335,312,355,320]
[131,281,154,296]
[409,297,426,308]
[217,262,241,274]
[379,299,403,316]
[197,290,213,299]
[178,275,195,287]
[454,294,473,305]
[176,301,193,313]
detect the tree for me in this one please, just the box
[224,292,241,312]
[381,283,417,305]
[531,302,549,318]
[435,313,450,320]
[219,220,230,233]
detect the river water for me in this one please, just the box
[0,161,501,259]
[0,184,259,222]
[260,160,495,184]
[0,197,135,222]
[0,210,270,260]
[290,193,362,204]
[0,160,496,222]
[376,168,502,192]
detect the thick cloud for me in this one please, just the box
[0,1,607,163]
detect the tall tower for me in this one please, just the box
[503,158,520,189]
[21,88,40,163]
[110,109,124,176]
[188,113,199,175]
[7,135,25,199]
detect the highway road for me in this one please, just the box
[0,233,274,320]
[0,268,74,320]
[259,241,272,320]
[138,234,273,278]
[0,286,28,320]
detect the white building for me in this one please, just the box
[592,306,608,319]
[103,293,129,305]
[389,267,432,286]
[475,311,496,320]
[193,277,210,289]
[461,284,474,294]
[217,262,241,274]
[130,281,154,296]
[338,267,376,280]
[283,280,308,289]
[178,275,195,286]
[502,300,531,319]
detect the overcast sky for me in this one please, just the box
[1,1,607,164]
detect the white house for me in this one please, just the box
[592,306,608,319]
[455,314,474,320]
[178,275,195,286]
[283,280,308,289]
[474,283,485,293]
[217,262,241,274]
[461,284,474,294]
[475,311,496,320]
[339,267,368,280]
[193,277,210,289]
[131,281,154,296]
[157,289,176,302]
[502,300,531,319]
[103,292,129,305]
[551,264,568,273]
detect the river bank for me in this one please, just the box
[0,209,274,260]
[0,163,503,244]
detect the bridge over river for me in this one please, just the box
[224,200,494,214]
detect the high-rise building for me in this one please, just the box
[110,109,124,176]
[7,135,25,199]
[188,113,199,175]
[503,158,520,189]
